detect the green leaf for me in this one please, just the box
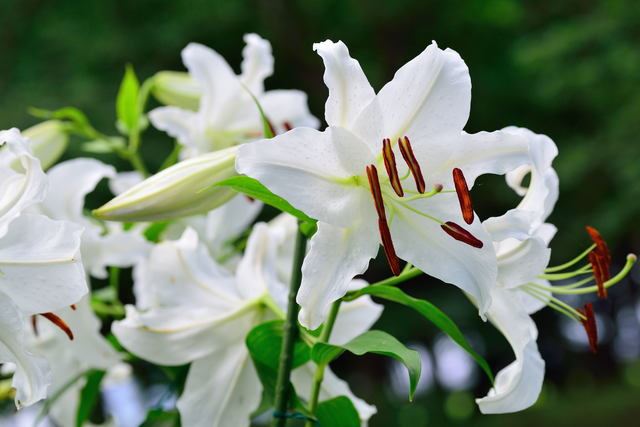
[246,320,311,370]
[76,370,106,427]
[245,86,274,138]
[217,176,316,223]
[311,330,421,401]
[29,106,99,139]
[352,285,494,383]
[116,64,141,135]
[140,408,180,427]
[316,396,361,427]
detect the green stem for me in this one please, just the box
[305,300,341,427]
[272,222,308,427]
[109,266,121,296]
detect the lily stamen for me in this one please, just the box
[382,138,404,197]
[545,244,596,273]
[40,312,74,341]
[452,168,474,224]
[588,251,609,299]
[578,303,598,354]
[398,136,426,194]
[283,121,293,131]
[586,226,611,264]
[440,221,483,248]
[31,315,39,336]
[366,165,401,276]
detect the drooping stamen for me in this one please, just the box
[398,136,426,194]
[452,168,474,224]
[588,251,608,299]
[441,221,483,248]
[382,138,404,197]
[40,312,74,341]
[578,303,598,354]
[31,315,39,336]
[586,226,611,264]
[366,165,401,276]
[282,121,293,131]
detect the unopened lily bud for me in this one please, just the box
[152,71,200,110]
[94,146,238,221]
[23,120,68,170]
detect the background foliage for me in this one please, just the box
[1,0,639,426]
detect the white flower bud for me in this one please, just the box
[151,71,200,110]
[23,120,68,170]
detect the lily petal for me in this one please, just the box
[177,345,261,427]
[495,236,551,290]
[391,194,496,315]
[239,33,274,96]
[331,279,384,345]
[476,288,544,414]
[236,126,374,227]
[259,90,321,132]
[297,220,378,329]
[0,292,50,409]
[374,41,471,141]
[148,106,198,149]
[313,40,375,129]
[0,214,86,315]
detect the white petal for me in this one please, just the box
[391,194,496,315]
[39,158,115,226]
[292,363,377,423]
[148,106,198,148]
[476,288,544,414]
[483,209,536,242]
[259,90,321,132]
[182,43,243,123]
[418,129,530,189]
[236,222,280,300]
[375,42,471,141]
[330,284,383,345]
[132,228,239,311]
[113,304,260,366]
[236,126,374,227]
[297,220,378,329]
[0,293,50,408]
[496,236,550,289]
[313,40,375,128]
[239,33,274,95]
[108,171,143,196]
[0,214,86,315]
[177,344,261,427]
[0,128,47,238]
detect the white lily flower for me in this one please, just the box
[114,215,381,426]
[237,40,531,328]
[27,297,121,426]
[93,146,238,222]
[152,71,201,111]
[149,33,319,158]
[32,158,150,278]
[0,128,87,408]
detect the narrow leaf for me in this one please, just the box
[116,64,141,135]
[217,176,316,223]
[316,396,361,427]
[353,285,494,383]
[311,330,421,401]
[76,370,106,427]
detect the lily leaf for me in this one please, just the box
[116,64,141,135]
[311,330,421,401]
[316,396,361,427]
[76,370,106,427]
[351,285,494,383]
[217,176,316,224]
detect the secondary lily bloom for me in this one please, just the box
[32,158,150,278]
[0,128,87,408]
[27,297,121,426]
[94,146,238,222]
[237,40,531,328]
[113,216,381,426]
[149,34,319,158]
[477,127,636,414]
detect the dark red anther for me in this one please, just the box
[453,168,474,225]
[588,251,608,299]
[40,312,74,341]
[366,165,402,276]
[578,303,598,354]
[382,138,404,197]
[586,226,611,264]
[70,304,77,311]
[441,221,483,249]
[31,315,39,336]
[398,136,426,194]
[283,121,293,131]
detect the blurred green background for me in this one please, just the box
[1,0,640,426]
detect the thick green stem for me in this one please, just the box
[304,300,341,427]
[272,222,308,427]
